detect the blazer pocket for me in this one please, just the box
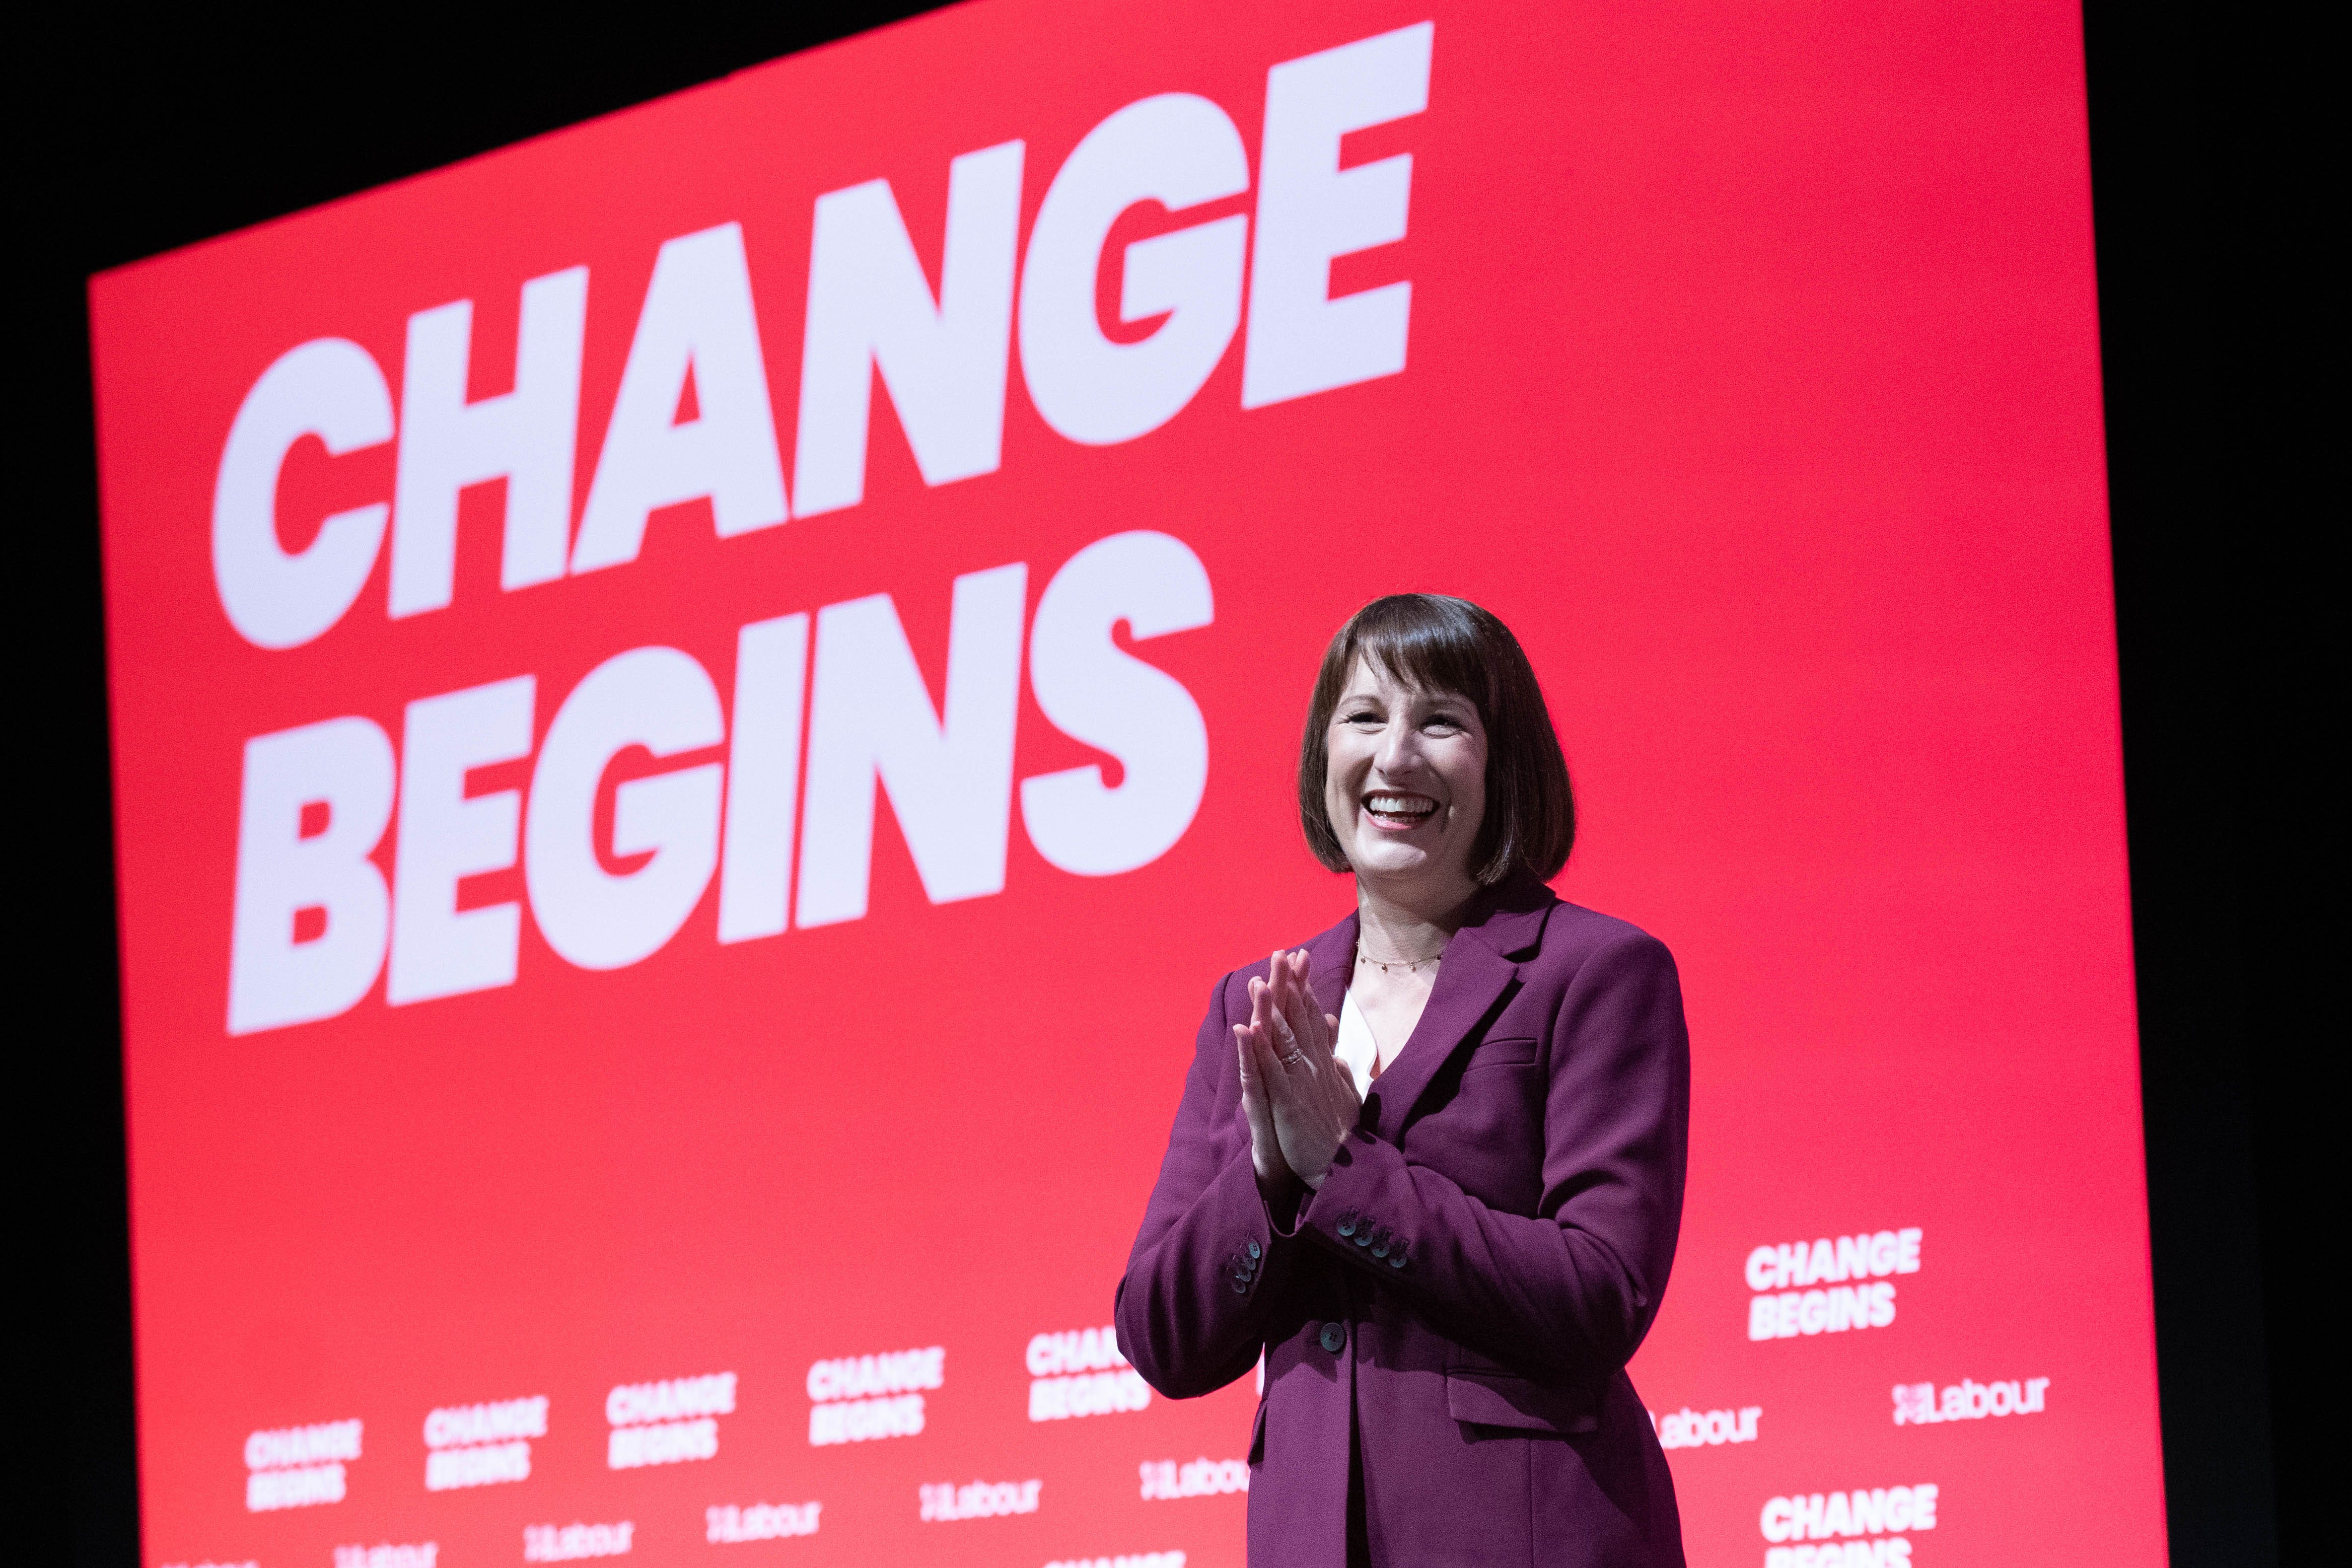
[1445,1369,1599,1436]
[1462,1035,1540,1071]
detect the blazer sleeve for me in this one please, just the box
[1295,929,1690,1384]
[1114,972,1293,1399]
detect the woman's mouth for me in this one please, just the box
[1363,792,1439,829]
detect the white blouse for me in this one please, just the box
[1334,987,1393,1097]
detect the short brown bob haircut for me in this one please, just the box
[1298,594,1575,885]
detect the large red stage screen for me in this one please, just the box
[91,3,2163,1564]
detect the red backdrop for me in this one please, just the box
[91,3,2163,1565]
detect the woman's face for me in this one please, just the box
[1323,654,1489,892]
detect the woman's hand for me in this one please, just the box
[1235,949,1363,1190]
[1235,973,1291,1196]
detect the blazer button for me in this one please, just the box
[1246,1240,1262,1260]
[1232,1279,1249,1294]
[1336,1213,1358,1238]
[1369,1236,1390,1258]
[1387,1248,1407,1269]
[1319,1322,1346,1353]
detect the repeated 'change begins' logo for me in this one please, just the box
[808,1346,942,1445]
[244,1418,361,1512]
[1759,1483,1939,1568]
[1746,1230,1921,1341]
[423,1394,544,1490]
[606,1373,735,1469]
[1028,1324,1152,1421]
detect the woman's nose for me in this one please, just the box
[1376,722,1424,775]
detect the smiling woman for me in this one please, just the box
[1116,594,1692,1568]
[1299,594,1574,889]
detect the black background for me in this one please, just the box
[25,6,2310,1562]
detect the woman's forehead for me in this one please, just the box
[1342,652,1469,704]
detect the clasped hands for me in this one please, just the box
[1235,949,1364,1195]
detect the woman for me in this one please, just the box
[1116,594,1690,1567]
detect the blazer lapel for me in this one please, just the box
[1304,911,1359,1021]
[1364,879,1556,1142]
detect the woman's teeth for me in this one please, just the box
[1366,794,1436,823]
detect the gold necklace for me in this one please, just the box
[1356,948,1443,975]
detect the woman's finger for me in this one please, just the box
[1253,1010,1300,1087]
[1246,973,1270,1039]
[1251,1025,1289,1086]
[1240,1023,1283,1110]
[1252,976,1290,1074]
[1238,1025,1277,1115]
[1268,963,1303,1056]
[1264,952,1293,1038]
[1265,951,1296,1034]
[1252,1021,1311,1134]
[1276,952,1324,1060]
[1268,1008,1306,1076]
[1236,1025,1288,1184]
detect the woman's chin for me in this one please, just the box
[1350,842,1439,880]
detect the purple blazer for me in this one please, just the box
[1116,879,1690,1567]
